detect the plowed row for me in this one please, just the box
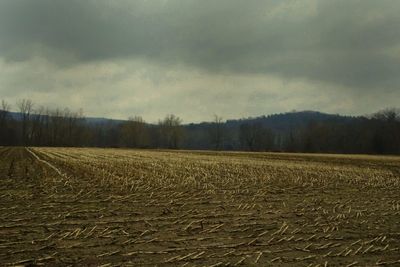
[0,147,399,266]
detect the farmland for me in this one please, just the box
[0,147,400,266]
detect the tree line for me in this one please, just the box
[1,99,399,155]
[0,99,186,149]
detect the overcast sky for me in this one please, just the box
[0,0,399,122]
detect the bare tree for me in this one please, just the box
[158,114,184,149]
[372,108,400,122]
[371,108,400,154]
[121,116,147,148]
[17,99,34,145]
[68,108,85,146]
[1,100,10,112]
[239,122,274,151]
[0,100,11,128]
[208,114,225,150]
[0,100,11,144]
[48,108,63,145]
[30,105,45,146]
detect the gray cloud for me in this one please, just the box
[0,0,399,121]
[1,0,400,88]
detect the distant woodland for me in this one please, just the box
[1,99,400,155]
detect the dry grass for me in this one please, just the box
[0,147,399,266]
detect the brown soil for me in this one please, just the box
[0,147,399,266]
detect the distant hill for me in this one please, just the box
[224,111,356,132]
[182,111,360,150]
[185,111,357,132]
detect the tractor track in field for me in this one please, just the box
[26,147,68,180]
[0,147,400,266]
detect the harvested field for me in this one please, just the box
[0,147,400,266]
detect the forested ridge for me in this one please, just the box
[1,99,399,155]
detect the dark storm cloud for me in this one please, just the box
[1,0,400,89]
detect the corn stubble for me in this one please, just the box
[0,147,399,266]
